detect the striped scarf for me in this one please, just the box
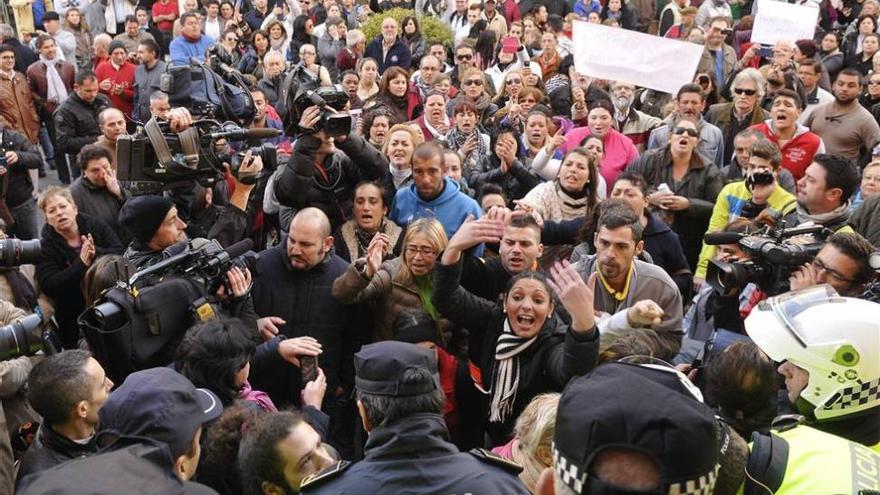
[490,319,538,423]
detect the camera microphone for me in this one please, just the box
[704,232,746,245]
[205,238,255,270]
[205,128,283,141]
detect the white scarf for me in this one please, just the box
[40,55,68,105]
[490,319,538,423]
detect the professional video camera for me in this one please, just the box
[704,223,832,296]
[119,58,282,195]
[284,79,352,137]
[78,238,260,382]
[0,238,40,267]
[0,310,60,360]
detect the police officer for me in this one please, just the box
[300,340,531,494]
[746,286,880,452]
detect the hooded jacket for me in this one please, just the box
[389,176,482,241]
[750,119,825,181]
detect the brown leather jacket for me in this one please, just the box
[25,59,75,117]
[332,257,451,343]
[0,71,41,144]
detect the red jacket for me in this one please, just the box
[750,121,825,181]
[94,60,136,117]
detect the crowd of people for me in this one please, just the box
[0,0,878,492]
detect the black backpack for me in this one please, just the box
[161,64,255,127]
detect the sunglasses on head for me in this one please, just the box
[733,87,757,96]
[672,126,699,137]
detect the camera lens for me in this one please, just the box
[0,314,43,360]
[0,239,41,267]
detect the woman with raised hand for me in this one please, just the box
[432,214,600,445]
[332,217,450,343]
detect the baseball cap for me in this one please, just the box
[553,362,719,494]
[43,11,60,21]
[99,367,223,458]
[354,341,439,397]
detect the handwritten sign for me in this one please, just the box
[572,20,704,94]
[751,0,820,45]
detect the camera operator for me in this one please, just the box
[788,231,875,297]
[676,219,762,365]
[0,222,52,317]
[273,104,388,232]
[0,300,41,456]
[695,139,798,286]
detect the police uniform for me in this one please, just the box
[739,419,880,495]
[300,341,530,495]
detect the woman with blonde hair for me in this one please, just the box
[492,393,560,492]
[381,123,424,190]
[332,217,450,342]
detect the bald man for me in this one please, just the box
[250,207,357,411]
[95,107,127,169]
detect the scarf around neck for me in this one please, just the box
[446,127,489,160]
[40,55,68,105]
[490,319,538,423]
[796,201,850,232]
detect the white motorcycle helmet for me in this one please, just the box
[746,285,880,421]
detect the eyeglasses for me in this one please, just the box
[869,80,880,86]
[456,53,473,61]
[463,79,483,86]
[226,37,238,43]
[405,245,437,257]
[505,78,522,85]
[672,126,699,137]
[300,50,315,56]
[733,87,757,96]
[811,257,858,284]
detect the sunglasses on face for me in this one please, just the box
[456,53,473,61]
[506,78,522,85]
[733,87,757,96]
[464,79,483,86]
[672,126,699,137]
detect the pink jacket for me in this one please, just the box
[563,127,640,186]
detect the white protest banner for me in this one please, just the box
[571,20,704,95]
[751,0,819,46]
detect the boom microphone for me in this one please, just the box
[205,128,283,141]
[703,232,747,245]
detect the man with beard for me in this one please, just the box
[573,204,683,360]
[804,68,880,165]
[133,39,165,122]
[751,89,825,181]
[247,89,289,149]
[647,83,725,166]
[611,80,662,154]
[250,207,357,412]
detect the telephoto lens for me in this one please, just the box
[0,238,41,267]
[0,313,44,360]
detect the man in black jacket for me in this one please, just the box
[250,207,357,413]
[274,104,389,232]
[53,70,111,185]
[16,350,113,489]
[0,126,43,240]
[69,144,130,245]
